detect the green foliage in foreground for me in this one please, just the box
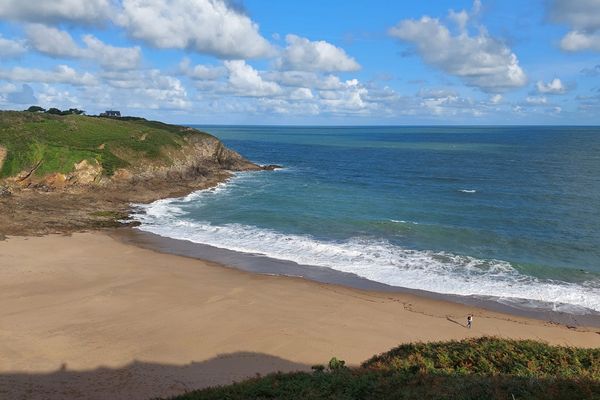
[170,338,600,400]
[0,111,211,178]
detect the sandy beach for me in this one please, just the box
[1,232,598,400]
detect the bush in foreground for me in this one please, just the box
[169,338,600,400]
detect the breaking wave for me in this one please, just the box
[131,184,600,314]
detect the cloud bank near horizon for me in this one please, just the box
[0,0,597,124]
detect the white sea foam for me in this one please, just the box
[132,191,600,314]
[390,219,419,225]
[459,189,477,193]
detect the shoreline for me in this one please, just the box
[115,227,600,329]
[1,231,599,399]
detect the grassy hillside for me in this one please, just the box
[0,111,211,178]
[171,338,600,400]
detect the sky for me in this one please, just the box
[0,0,599,125]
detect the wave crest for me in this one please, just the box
[132,188,600,314]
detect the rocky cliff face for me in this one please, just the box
[2,133,261,191]
[0,131,270,237]
[112,134,261,185]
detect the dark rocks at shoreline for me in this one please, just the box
[261,164,283,171]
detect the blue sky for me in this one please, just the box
[0,0,599,124]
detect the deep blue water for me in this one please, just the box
[134,126,600,313]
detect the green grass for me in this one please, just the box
[170,338,600,400]
[0,111,212,178]
[89,210,130,219]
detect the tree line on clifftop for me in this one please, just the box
[25,105,85,116]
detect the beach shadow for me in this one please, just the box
[446,316,467,328]
[0,352,310,400]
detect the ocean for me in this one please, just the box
[132,126,600,315]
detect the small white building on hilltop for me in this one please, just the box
[100,110,121,117]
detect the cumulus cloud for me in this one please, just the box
[549,0,600,52]
[117,0,273,59]
[0,65,98,86]
[490,94,502,104]
[0,35,27,58]
[388,3,527,92]
[6,84,37,104]
[82,35,141,70]
[265,71,345,90]
[318,79,373,113]
[289,87,314,100]
[525,96,548,105]
[26,24,141,70]
[224,60,281,97]
[257,98,321,115]
[560,31,600,52]
[278,34,360,72]
[26,24,83,58]
[36,85,82,109]
[536,78,567,94]
[98,69,191,110]
[179,58,225,80]
[0,0,111,25]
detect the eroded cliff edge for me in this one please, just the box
[0,111,272,237]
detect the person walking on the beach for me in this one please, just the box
[467,315,473,329]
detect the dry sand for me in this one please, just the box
[1,232,598,400]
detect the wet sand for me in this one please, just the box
[1,232,599,399]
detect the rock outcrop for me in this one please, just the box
[112,134,261,185]
[2,133,262,191]
[0,116,274,236]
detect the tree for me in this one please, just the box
[26,106,45,113]
[46,108,62,115]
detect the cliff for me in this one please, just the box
[0,111,260,188]
[0,111,268,236]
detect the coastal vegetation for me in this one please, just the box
[0,110,210,178]
[0,110,261,236]
[170,337,600,400]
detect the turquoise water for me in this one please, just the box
[134,126,600,313]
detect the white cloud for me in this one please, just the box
[26,24,84,58]
[417,88,472,116]
[536,78,567,94]
[82,35,141,70]
[490,94,502,104]
[6,84,37,104]
[0,0,111,25]
[278,34,360,72]
[179,58,225,80]
[389,4,526,92]
[37,85,81,108]
[550,0,600,52]
[0,65,98,86]
[0,35,26,58]
[289,88,314,100]
[224,60,281,97]
[318,79,373,113]
[26,24,141,70]
[265,71,348,92]
[525,96,548,105]
[257,98,320,115]
[98,69,191,110]
[117,0,273,59]
[560,31,600,52]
